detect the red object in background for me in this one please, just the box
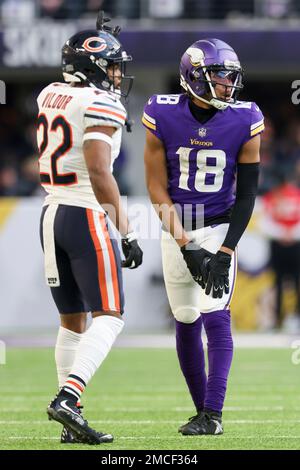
[263,183,300,228]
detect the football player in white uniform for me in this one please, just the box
[37,12,143,444]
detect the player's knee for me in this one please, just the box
[92,310,123,320]
[201,301,228,315]
[60,314,87,334]
[173,307,200,324]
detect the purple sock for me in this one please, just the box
[175,316,207,412]
[202,309,233,414]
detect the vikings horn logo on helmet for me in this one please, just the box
[186,47,205,67]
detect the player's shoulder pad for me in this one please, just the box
[249,102,264,137]
[37,82,65,105]
[145,93,182,110]
[230,100,264,137]
[230,101,264,129]
[230,100,263,116]
[84,88,126,113]
[142,94,181,132]
[37,82,71,109]
[142,95,158,131]
[229,100,252,110]
[83,88,126,129]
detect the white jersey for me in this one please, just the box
[37,82,127,212]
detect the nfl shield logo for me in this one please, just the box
[198,128,207,138]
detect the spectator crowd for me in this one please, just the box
[1,0,300,22]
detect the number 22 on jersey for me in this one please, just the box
[37,114,77,186]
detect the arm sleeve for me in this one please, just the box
[83,93,127,130]
[222,162,260,251]
[141,95,163,140]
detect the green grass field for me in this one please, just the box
[0,347,300,450]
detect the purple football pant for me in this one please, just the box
[175,309,233,414]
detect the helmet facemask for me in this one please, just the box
[97,54,134,99]
[182,64,243,110]
[202,65,243,104]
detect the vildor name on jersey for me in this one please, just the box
[41,92,73,110]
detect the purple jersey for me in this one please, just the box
[142,94,264,224]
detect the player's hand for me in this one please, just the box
[205,251,231,298]
[121,232,143,269]
[181,242,213,288]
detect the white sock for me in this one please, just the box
[63,316,124,395]
[55,326,82,389]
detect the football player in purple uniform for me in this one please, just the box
[143,39,264,435]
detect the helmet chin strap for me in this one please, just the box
[63,66,128,100]
[63,71,97,88]
[63,71,119,96]
[110,86,121,99]
[205,96,230,110]
[182,79,230,110]
[63,72,82,83]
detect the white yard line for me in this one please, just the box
[1,419,300,425]
[1,406,298,413]
[102,406,291,412]
[0,396,291,403]
[6,435,300,441]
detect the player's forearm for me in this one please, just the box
[147,183,190,247]
[90,170,130,236]
[222,162,259,252]
[221,196,256,253]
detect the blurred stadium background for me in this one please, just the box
[1,0,300,451]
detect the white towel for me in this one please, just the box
[43,204,60,287]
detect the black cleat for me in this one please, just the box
[47,397,113,445]
[60,425,114,444]
[61,404,82,443]
[60,405,113,444]
[61,426,79,444]
[179,411,223,435]
[178,411,204,433]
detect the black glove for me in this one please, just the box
[205,251,231,298]
[121,232,143,269]
[181,242,213,288]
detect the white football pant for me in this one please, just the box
[161,223,237,324]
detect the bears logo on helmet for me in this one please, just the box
[82,37,107,53]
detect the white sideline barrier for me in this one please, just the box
[0,197,171,333]
[0,197,271,333]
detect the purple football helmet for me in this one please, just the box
[180,38,243,110]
